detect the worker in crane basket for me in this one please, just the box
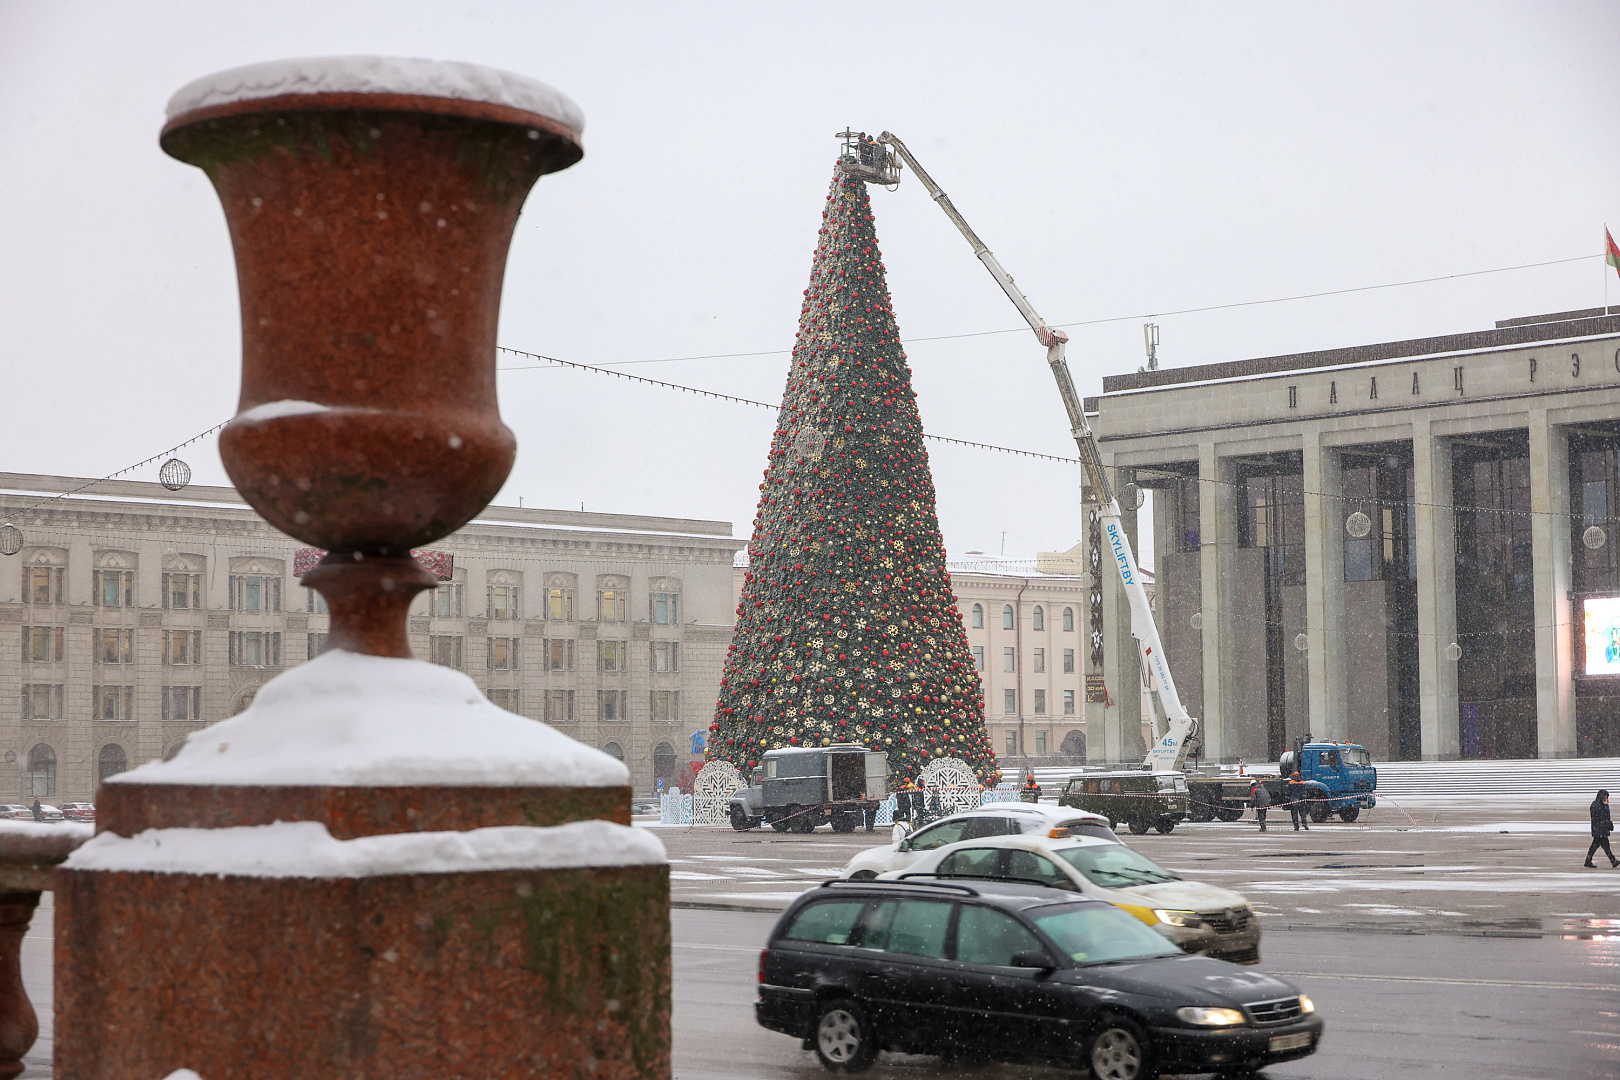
[1021,771,1042,803]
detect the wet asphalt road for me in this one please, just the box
[672,907,1619,1080]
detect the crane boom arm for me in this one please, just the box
[877,132,1196,771]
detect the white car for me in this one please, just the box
[839,803,1118,881]
[880,829,1262,964]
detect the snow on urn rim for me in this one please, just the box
[110,649,629,789]
[164,55,585,138]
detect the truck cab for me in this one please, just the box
[1280,742,1378,822]
[729,745,888,833]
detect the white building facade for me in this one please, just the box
[1089,306,1620,764]
[1,472,742,801]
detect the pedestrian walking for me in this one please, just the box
[1286,772,1311,831]
[1586,789,1617,868]
[29,799,42,823]
[1250,780,1271,832]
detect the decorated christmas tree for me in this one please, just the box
[706,155,999,787]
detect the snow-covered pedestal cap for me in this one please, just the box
[164,55,584,148]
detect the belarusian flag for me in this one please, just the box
[1608,226,1620,276]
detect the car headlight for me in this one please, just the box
[1298,995,1315,1014]
[1153,909,1200,927]
[1176,1007,1247,1027]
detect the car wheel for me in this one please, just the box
[771,817,793,833]
[1215,807,1243,822]
[1188,802,1214,823]
[848,869,878,881]
[730,804,751,832]
[1154,819,1176,835]
[1085,1016,1154,1080]
[831,812,858,833]
[1126,818,1151,835]
[1309,803,1332,824]
[1337,805,1360,823]
[812,998,877,1073]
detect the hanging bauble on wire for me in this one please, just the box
[1345,511,1372,539]
[0,523,21,557]
[158,458,192,491]
[1584,525,1607,551]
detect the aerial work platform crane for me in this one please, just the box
[837,130,1196,773]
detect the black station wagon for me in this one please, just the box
[756,880,1322,1078]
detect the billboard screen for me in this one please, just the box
[1584,596,1620,676]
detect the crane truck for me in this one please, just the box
[841,131,1377,830]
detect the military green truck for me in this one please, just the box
[1058,770,1189,835]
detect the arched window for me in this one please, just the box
[602,742,624,761]
[26,744,56,798]
[653,742,677,782]
[1033,605,1045,631]
[971,604,983,629]
[1060,730,1087,761]
[1062,607,1075,632]
[1002,605,1014,630]
[97,743,128,785]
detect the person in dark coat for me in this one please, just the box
[1587,789,1616,868]
[29,799,42,823]
[1250,780,1271,832]
[1286,772,1311,831]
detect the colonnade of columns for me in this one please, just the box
[1092,416,1581,764]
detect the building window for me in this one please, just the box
[1034,689,1047,715]
[229,631,282,668]
[1003,688,1017,715]
[1035,730,1048,756]
[971,604,984,629]
[21,627,64,664]
[488,585,521,621]
[229,574,282,612]
[97,744,128,785]
[544,639,576,672]
[429,636,464,668]
[545,689,575,723]
[651,641,680,673]
[162,686,203,721]
[307,632,329,660]
[598,640,629,673]
[971,646,984,672]
[599,690,628,721]
[487,637,520,670]
[93,685,134,720]
[1005,731,1018,756]
[651,690,680,723]
[546,587,575,621]
[602,742,624,761]
[1002,604,1015,630]
[94,628,134,665]
[1063,689,1076,715]
[1003,647,1015,673]
[94,569,134,608]
[26,745,56,798]
[1033,648,1045,674]
[598,589,626,623]
[654,742,678,786]
[1062,607,1075,632]
[163,630,202,665]
[651,592,680,625]
[1033,606,1045,631]
[432,583,463,618]
[164,572,203,610]
[486,689,520,712]
[1063,648,1075,674]
[23,567,64,605]
[22,685,63,720]
[306,588,329,614]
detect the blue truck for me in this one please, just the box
[1186,738,1378,823]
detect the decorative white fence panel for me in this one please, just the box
[659,792,693,825]
[693,761,744,825]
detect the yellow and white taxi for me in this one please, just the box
[876,829,1261,964]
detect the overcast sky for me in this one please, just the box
[3,2,1618,559]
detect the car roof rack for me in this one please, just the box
[820,878,981,897]
[896,872,1079,892]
